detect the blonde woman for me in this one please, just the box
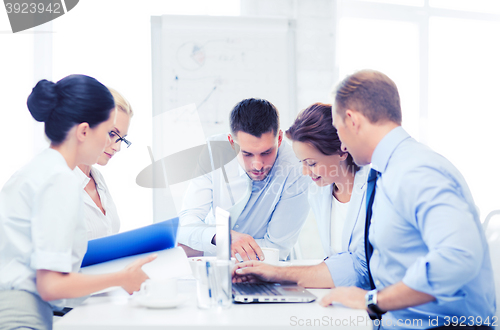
[74,88,133,239]
[0,75,154,330]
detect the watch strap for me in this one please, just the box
[365,289,386,320]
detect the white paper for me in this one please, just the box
[80,247,192,280]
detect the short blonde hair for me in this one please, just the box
[107,87,133,117]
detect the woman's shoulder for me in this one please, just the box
[22,149,73,179]
[7,149,78,195]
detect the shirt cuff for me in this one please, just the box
[31,250,72,273]
[325,252,360,288]
[402,258,466,304]
[201,226,217,255]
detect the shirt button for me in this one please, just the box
[373,250,379,256]
[235,225,239,228]
[375,280,381,286]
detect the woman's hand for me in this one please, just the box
[232,260,281,283]
[119,254,157,294]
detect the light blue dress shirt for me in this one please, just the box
[334,126,496,329]
[178,134,310,260]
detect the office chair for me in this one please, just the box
[483,209,500,322]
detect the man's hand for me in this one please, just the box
[230,230,264,261]
[320,286,368,310]
[232,260,281,283]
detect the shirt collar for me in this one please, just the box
[90,167,107,193]
[74,166,91,189]
[238,161,247,178]
[371,126,410,174]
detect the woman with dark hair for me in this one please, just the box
[231,103,370,288]
[286,102,369,258]
[0,75,155,330]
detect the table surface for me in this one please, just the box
[54,278,373,330]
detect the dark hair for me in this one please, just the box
[334,70,402,125]
[27,74,115,144]
[286,103,360,173]
[230,98,279,137]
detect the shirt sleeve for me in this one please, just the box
[254,170,310,260]
[398,166,484,303]
[177,172,217,253]
[30,171,81,273]
[325,231,372,290]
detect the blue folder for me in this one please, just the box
[81,217,178,267]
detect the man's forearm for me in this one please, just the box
[377,281,435,311]
[279,263,334,288]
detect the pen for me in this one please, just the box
[206,261,212,300]
[207,261,221,306]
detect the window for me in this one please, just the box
[335,0,500,218]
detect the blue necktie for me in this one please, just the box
[365,168,379,290]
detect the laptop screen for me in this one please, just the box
[215,207,231,261]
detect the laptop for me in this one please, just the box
[232,282,316,303]
[214,207,317,304]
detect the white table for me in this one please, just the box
[54,279,373,330]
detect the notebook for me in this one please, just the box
[214,207,317,304]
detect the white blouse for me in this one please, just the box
[0,148,87,308]
[330,194,350,254]
[74,166,120,240]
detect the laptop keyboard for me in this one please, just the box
[232,283,282,296]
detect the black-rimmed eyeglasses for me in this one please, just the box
[109,131,132,148]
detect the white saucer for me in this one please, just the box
[135,294,189,309]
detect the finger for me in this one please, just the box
[234,274,253,283]
[138,254,158,267]
[247,240,264,261]
[319,291,336,307]
[126,254,156,269]
[234,265,259,276]
[234,245,250,261]
[239,243,258,261]
[231,264,243,277]
[239,260,256,268]
[231,261,250,275]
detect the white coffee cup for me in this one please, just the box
[140,278,178,300]
[261,247,280,265]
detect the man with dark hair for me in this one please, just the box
[319,70,495,329]
[178,98,310,261]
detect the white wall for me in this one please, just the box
[1,0,499,259]
[0,0,241,233]
[241,0,335,258]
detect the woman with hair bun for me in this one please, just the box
[0,75,155,330]
[75,87,133,239]
[286,103,368,258]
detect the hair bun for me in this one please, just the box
[27,79,59,122]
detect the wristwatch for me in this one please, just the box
[365,289,386,320]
